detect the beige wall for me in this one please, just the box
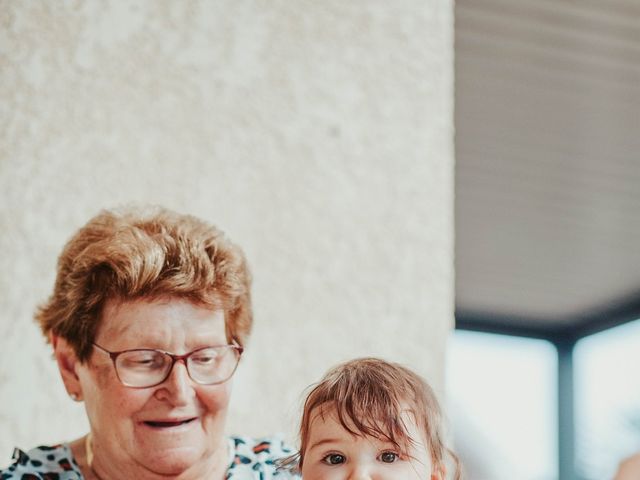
[0,0,454,456]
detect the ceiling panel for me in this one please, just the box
[455,0,640,330]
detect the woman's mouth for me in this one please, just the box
[143,418,197,428]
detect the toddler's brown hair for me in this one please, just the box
[292,357,461,479]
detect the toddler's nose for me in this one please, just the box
[347,465,375,480]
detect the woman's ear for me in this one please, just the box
[51,334,83,401]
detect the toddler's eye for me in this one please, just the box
[379,451,399,463]
[322,453,346,465]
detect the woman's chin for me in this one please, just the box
[139,448,205,475]
[133,424,213,471]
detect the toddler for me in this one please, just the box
[287,357,461,479]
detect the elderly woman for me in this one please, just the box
[1,207,296,479]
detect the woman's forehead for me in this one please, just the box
[97,297,226,344]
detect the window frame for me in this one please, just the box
[456,298,640,480]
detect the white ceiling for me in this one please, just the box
[454,0,640,331]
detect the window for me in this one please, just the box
[575,319,640,480]
[447,330,558,480]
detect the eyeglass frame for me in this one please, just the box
[91,341,244,388]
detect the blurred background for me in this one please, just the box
[448,0,640,479]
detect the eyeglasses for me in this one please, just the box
[91,342,243,388]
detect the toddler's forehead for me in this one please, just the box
[306,404,424,443]
[303,404,432,472]
[305,407,389,448]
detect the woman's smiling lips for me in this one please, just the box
[141,417,199,429]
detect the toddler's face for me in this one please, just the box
[301,409,435,480]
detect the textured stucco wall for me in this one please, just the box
[0,0,454,457]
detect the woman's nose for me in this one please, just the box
[155,360,194,405]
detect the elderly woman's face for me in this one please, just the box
[75,297,233,475]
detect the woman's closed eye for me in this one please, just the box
[321,453,346,465]
[191,350,219,365]
[121,352,165,370]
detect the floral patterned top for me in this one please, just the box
[0,435,299,479]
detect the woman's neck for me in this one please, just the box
[70,434,229,480]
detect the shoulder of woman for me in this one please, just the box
[0,444,83,479]
[227,435,299,478]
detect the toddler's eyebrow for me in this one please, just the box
[308,438,342,451]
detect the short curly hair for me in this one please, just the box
[36,206,252,361]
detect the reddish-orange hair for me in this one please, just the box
[294,358,461,479]
[36,206,252,361]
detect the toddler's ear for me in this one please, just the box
[431,464,446,480]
